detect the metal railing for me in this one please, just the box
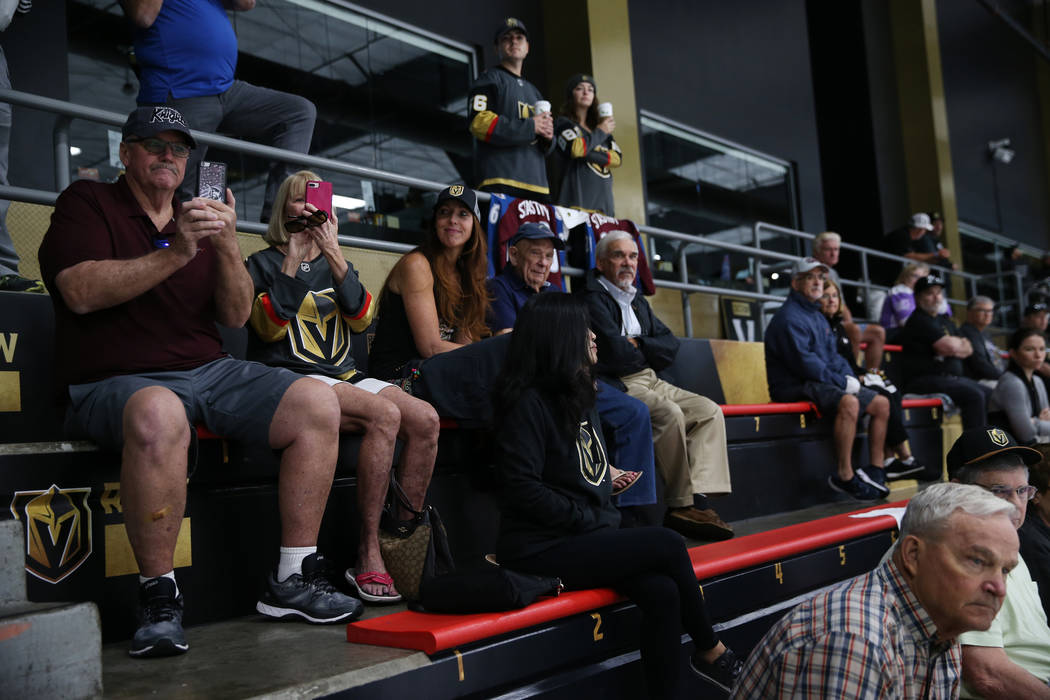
[3,87,981,337]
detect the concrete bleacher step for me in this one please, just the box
[0,519,103,698]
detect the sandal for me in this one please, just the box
[345,568,403,604]
[611,468,642,496]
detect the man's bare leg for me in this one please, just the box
[121,386,191,577]
[268,377,341,547]
[834,394,860,481]
[865,395,890,467]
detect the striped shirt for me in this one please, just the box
[731,560,961,699]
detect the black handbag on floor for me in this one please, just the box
[377,474,454,601]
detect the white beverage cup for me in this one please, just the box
[598,102,613,118]
[534,100,551,115]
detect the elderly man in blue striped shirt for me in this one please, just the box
[731,482,1018,698]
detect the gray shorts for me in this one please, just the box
[66,356,301,451]
[782,380,877,418]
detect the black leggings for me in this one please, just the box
[505,527,718,699]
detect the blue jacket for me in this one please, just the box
[765,289,853,398]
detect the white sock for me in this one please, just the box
[901,456,915,464]
[884,457,895,468]
[140,570,179,597]
[277,546,316,582]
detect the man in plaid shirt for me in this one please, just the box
[731,482,1018,698]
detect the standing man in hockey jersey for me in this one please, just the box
[468,18,553,202]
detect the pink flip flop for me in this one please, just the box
[345,568,402,604]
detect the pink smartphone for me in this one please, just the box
[305,180,333,217]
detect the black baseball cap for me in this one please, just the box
[509,222,565,250]
[1025,303,1048,316]
[494,17,528,43]
[913,274,944,295]
[434,184,481,221]
[121,106,196,148]
[946,426,1042,479]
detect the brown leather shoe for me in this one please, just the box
[664,507,735,541]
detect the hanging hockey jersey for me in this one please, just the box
[486,193,567,290]
[550,117,621,215]
[469,66,550,197]
[586,213,656,296]
[246,246,375,379]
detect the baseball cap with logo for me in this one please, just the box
[121,106,197,148]
[509,221,565,250]
[910,212,934,231]
[1025,303,1048,317]
[434,184,481,221]
[913,274,945,296]
[946,426,1042,479]
[494,17,528,43]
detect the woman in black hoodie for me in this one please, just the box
[491,293,740,697]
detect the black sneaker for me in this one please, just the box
[0,274,45,293]
[691,646,744,692]
[856,465,890,495]
[828,473,884,501]
[129,577,188,658]
[256,553,364,624]
[885,458,925,480]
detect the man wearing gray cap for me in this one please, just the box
[38,106,361,659]
[765,257,892,501]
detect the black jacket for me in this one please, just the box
[582,269,679,391]
[958,322,1003,381]
[495,389,621,563]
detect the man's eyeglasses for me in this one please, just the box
[284,209,328,233]
[126,137,192,159]
[977,483,1038,500]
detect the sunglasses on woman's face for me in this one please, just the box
[284,209,328,233]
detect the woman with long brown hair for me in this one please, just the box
[369,184,490,381]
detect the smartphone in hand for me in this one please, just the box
[305,180,333,218]
[197,161,227,203]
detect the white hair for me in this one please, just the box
[595,231,635,261]
[813,231,841,250]
[900,482,1016,541]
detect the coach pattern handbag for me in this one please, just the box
[378,473,454,601]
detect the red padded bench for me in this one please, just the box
[345,500,904,654]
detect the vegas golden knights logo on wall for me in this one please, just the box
[9,484,92,583]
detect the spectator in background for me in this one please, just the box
[584,231,735,540]
[124,0,317,222]
[899,275,989,430]
[0,0,42,293]
[812,231,884,370]
[765,258,891,501]
[492,293,743,697]
[959,296,1005,386]
[486,221,653,505]
[887,213,957,269]
[245,170,439,604]
[369,184,489,382]
[1020,461,1050,621]
[37,106,362,658]
[548,73,621,215]
[1019,303,1050,382]
[944,427,1050,699]
[821,279,925,480]
[989,328,1050,448]
[880,262,930,341]
[731,481,1018,699]
[468,18,552,201]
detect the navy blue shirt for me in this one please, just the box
[486,265,555,333]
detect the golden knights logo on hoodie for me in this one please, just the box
[576,419,609,486]
[10,484,92,583]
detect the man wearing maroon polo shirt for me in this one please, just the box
[38,106,360,659]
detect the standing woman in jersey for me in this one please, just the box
[550,74,622,215]
[492,293,742,698]
[368,184,490,383]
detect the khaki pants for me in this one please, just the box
[621,368,731,508]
